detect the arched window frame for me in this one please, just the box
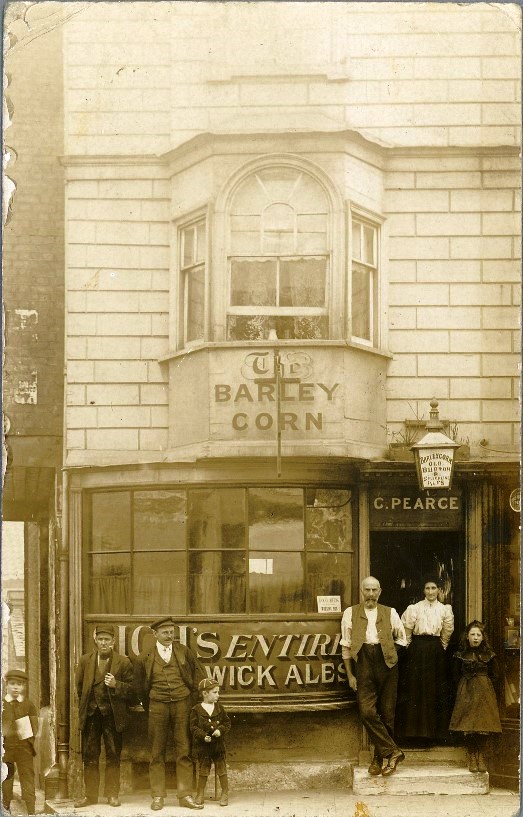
[215,154,345,343]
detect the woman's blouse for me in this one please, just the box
[401,599,454,648]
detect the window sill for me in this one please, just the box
[159,339,393,363]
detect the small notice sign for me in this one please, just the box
[317,595,341,613]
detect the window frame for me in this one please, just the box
[348,204,384,349]
[174,207,209,351]
[83,485,355,618]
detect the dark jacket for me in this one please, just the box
[190,701,231,760]
[2,697,39,759]
[76,650,134,733]
[134,641,205,710]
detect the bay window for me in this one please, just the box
[351,215,379,346]
[180,218,206,346]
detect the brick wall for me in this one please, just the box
[3,3,64,442]
[62,2,521,464]
[63,3,520,154]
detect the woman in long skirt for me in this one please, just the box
[397,577,454,742]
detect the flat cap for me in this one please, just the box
[150,616,177,631]
[94,624,115,637]
[5,669,28,682]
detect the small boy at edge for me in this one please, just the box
[2,669,38,815]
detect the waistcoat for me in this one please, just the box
[350,603,398,668]
[88,658,111,715]
[150,650,190,702]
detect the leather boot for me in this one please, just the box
[219,774,229,806]
[195,775,207,806]
[477,752,487,773]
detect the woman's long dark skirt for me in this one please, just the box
[396,635,450,740]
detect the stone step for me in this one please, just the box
[399,745,467,764]
[353,762,489,796]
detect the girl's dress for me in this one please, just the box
[449,647,502,734]
[190,701,231,775]
[397,599,454,739]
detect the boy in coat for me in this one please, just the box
[2,668,38,815]
[75,624,133,808]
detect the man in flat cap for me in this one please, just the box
[134,617,205,811]
[75,624,134,808]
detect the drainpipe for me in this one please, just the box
[55,467,70,800]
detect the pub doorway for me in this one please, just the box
[370,530,465,643]
[370,530,466,747]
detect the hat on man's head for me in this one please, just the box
[199,678,220,691]
[151,616,177,631]
[94,624,115,638]
[5,669,28,683]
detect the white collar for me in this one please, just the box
[5,694,24,703]
[156,642,173,656]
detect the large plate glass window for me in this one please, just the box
[227,167,330,340]
[85,486,353,615]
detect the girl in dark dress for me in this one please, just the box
[449,620,502,772]
[190,679,231,806]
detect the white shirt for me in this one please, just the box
[156,643,173,662]
[201,702,215,715]
[340,605,407,659]
[401,599,454,649]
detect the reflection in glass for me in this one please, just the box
[248,488,304,551]
[92,492,131,551]
[189,551,246,613]
[89,553,130,613]
[187,266,205,342]
[307,552,350,610]
[134,491,186,550]
[188,489,245,550]
[352,262,371,341]
[305,489,352,551]
[134,551,186,614]
[227,315,328,341]
[249,551,304,613]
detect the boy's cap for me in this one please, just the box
[95,624,115,637]
[199,678,220,691]
[5,669,28,682]
[151,616,177,631]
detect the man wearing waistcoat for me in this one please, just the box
[75,624,134,808]
[134,616,205,811]
[341,576,407,776]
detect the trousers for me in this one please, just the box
[2,744,36,814]
[355,643,399,759]
[148,697,194,799]
[82,708,123,799]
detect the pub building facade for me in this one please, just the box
[44,1,522,798]
[63,131,521,793]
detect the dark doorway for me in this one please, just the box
[370,529,465,652]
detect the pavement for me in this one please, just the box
[43,788,521,817]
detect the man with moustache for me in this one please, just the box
[134,617,205,811]
[75,624,134,808]
[341,576,407,777]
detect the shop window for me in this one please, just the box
[180,218,206,346]
[85,486,353,616]
[227,168,329,341]
[351,215,379,346]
